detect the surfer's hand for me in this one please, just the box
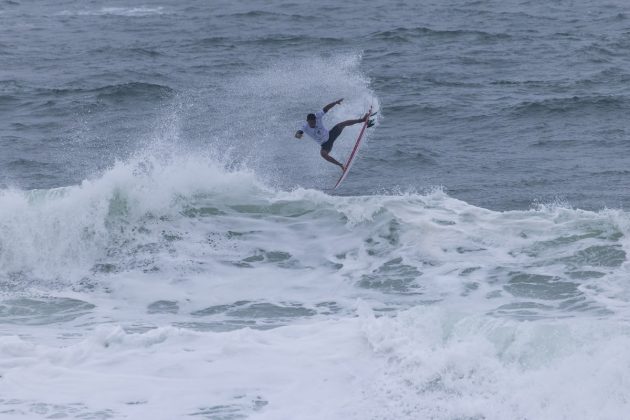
[336,98,343,105]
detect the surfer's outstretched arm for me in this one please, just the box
[323,98,343,113]
[320,149,344,170]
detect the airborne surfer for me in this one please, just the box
[294,98,374,170]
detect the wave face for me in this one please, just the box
[2,155,629,313]
[2,156,630,418]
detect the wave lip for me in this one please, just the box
[58,7,167,17]
[92,82,174,102]
[510,94,627,115]
[17,82,175,108]
[370,26,511,43]
[216,10,303,19]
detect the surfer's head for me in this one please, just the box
[306,113,316,127]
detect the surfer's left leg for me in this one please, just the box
[334,113,370,130]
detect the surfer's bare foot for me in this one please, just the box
[340,164,346,171]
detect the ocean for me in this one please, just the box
[1,0,630,418]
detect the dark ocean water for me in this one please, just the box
[2,1,630,419]
[3,0,630,209]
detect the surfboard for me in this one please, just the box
[333,106,373,189]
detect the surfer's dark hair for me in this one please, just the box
[306,113,316,121]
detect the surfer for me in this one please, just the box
[294,98,374,170]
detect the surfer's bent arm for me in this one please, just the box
[294,130,303,139]
[322,98,343,113]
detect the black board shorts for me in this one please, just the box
[320,124,344,152]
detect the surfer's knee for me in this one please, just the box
[320,148,328,158]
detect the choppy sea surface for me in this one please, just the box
[2,1,630,419]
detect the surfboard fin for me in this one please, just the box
[367,119,375,128]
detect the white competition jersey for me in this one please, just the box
[301,110,329,145]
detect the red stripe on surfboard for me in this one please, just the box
[333,106,372,189]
